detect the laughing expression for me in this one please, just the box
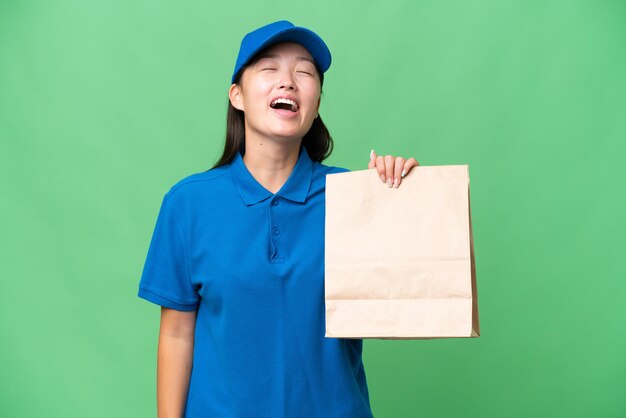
[229,42,322,144]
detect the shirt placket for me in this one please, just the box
[268,195,285,264]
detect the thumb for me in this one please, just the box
[368,149,376,169]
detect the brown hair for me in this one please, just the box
[209,44,334,169]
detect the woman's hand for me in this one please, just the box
[368,149,419,188]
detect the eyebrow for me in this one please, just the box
[255,53,316,66]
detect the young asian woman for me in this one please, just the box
[138,20,419,418]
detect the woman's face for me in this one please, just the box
[229,42,322,144]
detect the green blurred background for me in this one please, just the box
[1,0,625,417]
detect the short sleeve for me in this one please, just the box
[137,190,199,311]
[328,166,351,174]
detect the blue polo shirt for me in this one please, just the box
[138,145,374,418]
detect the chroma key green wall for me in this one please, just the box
[1,1,624,417]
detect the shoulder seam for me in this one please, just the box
[167,170,230,196]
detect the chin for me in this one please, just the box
[271,133,304,141]
[269,126,305,137]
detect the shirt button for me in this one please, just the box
[272,226,280,235]
[272,197,280,206]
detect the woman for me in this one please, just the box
[138,20,419,418]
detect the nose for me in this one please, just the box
[277,68,296,90]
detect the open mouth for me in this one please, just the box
[270,98,299,113]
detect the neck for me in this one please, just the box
[242,136,302,194]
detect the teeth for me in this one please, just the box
[271,98,298,111]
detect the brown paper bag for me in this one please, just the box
[324,165,479,339]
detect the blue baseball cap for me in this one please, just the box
[231,20,332,84]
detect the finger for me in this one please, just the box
[375,155,386,183]
[401,157,420,178]
[393,157,405,188]
[368,149,376,169]
[384,155,394,187]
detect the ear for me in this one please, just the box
[315,95,321,118]
[229,83,245,111]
